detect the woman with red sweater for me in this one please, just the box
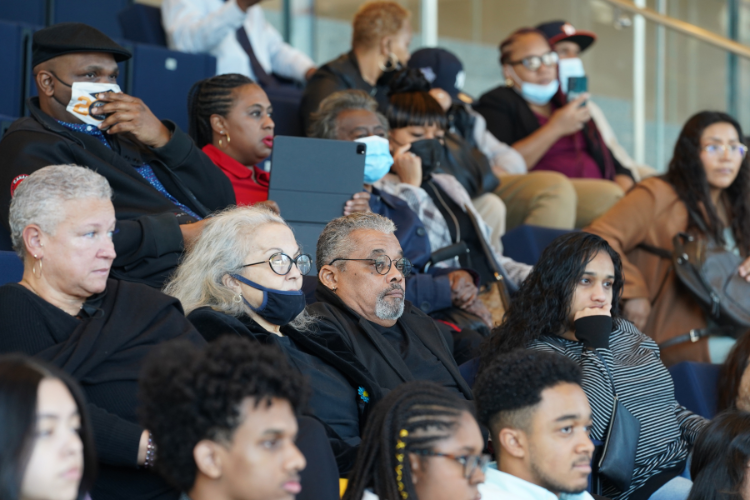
[188,73,276,207]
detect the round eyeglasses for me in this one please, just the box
[702,143,748,158]
[328,254,412,277]
[508,51,559,71]
[242,252,312,276]
[410,450,491,479]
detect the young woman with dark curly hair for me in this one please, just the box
[587,111,750,365]
[480,232,707,500]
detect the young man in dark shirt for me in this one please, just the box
[0,23,235,287]
[308,212,473,400]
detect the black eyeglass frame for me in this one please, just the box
[410,449,491,479]
[507,51,559,71]
[328,255,412,277]
[242,252,313,276]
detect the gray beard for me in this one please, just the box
[375,286,405,320]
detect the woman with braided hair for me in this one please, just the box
[187,73,278,209]
[343,380,486,500]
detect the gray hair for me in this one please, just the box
[316,212,396,270]
[9,165,113,258]
[163,205,315,330]
[308,89,388,139]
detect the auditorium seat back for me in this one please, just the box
[458,357,480,389]
[0,21,30,118]
[0,251,23,285]
[501,225,576,266]
[118,4,167,47]
[668,361,721,419]
[52,0,131,39]
[265,88,304,137]
[130,44,216,132]
[0,115,18,137]
[0,2,47,26]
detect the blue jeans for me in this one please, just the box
[648,477,693,500]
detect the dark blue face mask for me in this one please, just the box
[231,274,306,326]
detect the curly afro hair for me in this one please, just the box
[474,349,582,436]
[138,336,309,492]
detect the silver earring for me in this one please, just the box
[233,292,243,304]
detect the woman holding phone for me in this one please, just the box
[474,27,634,227]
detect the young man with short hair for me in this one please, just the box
[474,349,596,500]
[139,336,308,500]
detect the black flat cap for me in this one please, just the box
[32,22,132,68]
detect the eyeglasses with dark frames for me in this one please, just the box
[328,254,412,277]
[242,252,312,276]
[507,51,559,71]
[410,449,491,479]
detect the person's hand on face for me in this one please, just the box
[96,92,172,148]
[622,297,651,331]
[548,94,590,136]
[391,143,423,186]
[21,378,84,500]
[448,270,477,307]
[561,250,615,344]
[344,191,372,215]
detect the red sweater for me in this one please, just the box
[202,144,269,205]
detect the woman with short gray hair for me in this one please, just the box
[0,164,205,500]
[164,204,382,475]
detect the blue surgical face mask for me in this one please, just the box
[508,67,559,106]
[355,135,393,184]
[231,274,306,326]
[557,57,586,94]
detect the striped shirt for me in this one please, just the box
[528,319,707,500]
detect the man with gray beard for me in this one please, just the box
[307,213,473,400]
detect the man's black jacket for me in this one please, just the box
[0,98,235,287]
[307,282,473,400]
[300,51,392,134]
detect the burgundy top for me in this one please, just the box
[532,110,602,179]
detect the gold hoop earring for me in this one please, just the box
[233,292,243,304]
[32,257,42,279]
[225,132,231,144]
[505,76,514,87]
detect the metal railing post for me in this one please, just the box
[655,0,667,171]
[633,0,646,165]
[421,0,438,47]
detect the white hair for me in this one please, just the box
[9,165,113,258]
[316,212,396,270]
[163,205,315,330]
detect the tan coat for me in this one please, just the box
[586,177,708,365]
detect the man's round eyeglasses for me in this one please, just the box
[243,252,312,276]
[702,143,748,158]
[328,255,412,277]
[508,51,559,71]
[410,449,491,479]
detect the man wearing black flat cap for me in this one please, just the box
[0,23,235,288]
[536,20,654,181]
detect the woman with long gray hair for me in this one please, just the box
[0,164,205,500]
[163,204,383,475]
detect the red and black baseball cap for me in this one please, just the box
[536,20,597,53]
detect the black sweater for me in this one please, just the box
[0,99,236,288]
[0,280,206,500]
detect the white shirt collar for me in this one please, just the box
[479,463,595,500]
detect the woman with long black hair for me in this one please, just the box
[587,111,750,365]
[0,355,97,500]
[480,232,706,500]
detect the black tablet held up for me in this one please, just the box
[268,136,366,271]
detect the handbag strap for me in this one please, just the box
[591,349,620,399]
